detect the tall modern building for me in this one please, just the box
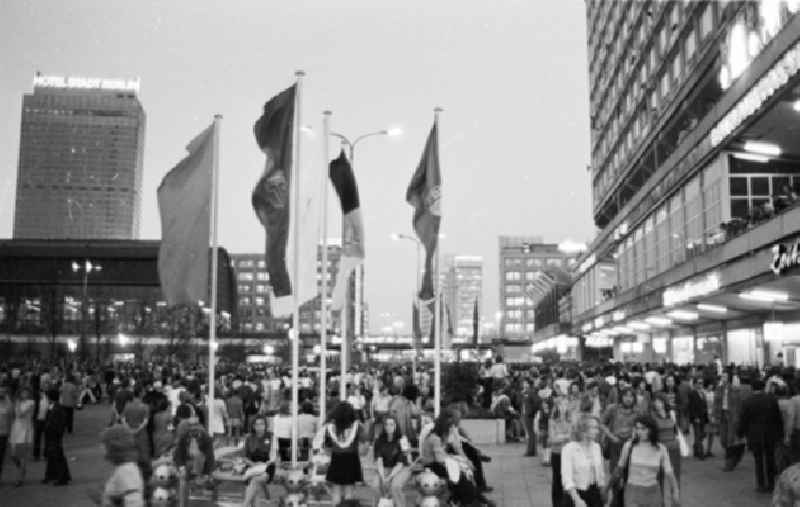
[574,1,800,366]
[498,236,577,339]
[231,242,351,335]
[13,74,145,239]
[442,255,483,343]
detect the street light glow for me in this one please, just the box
[385,127,403,137]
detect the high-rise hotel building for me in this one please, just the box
[13,74,145,239]
[574,1,800,366]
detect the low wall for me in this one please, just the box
[460,418,506,445]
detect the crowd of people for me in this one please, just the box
[2,354,800,506]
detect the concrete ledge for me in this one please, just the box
[460,418,506,445]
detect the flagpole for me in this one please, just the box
[291,70,305,467]
[340,285,347,402]
[208,114,222,436]
[433,106,443,418]
[320,110,331,425]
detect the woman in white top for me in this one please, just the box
[9,387,35,486]
[206,391,228,437]
[347,384,366,422]
[613,415,680,507]
[561,415,605,507]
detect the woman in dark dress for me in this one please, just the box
[43,389,71,485]
[322,402,364,504]
[242,415,276,507]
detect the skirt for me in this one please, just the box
[326,452,363,485]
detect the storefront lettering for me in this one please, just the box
[772,240,800,275]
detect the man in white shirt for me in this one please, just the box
[489,356,508,380]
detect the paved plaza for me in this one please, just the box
[0,405,773,507]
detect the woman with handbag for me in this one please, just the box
[561,416,606,507]
[368,415,412,507]
[650,395,681,485]
[608,415,680,507]
[549,392,575,507]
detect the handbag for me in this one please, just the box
[607,440,633,507]
[676,430,690,458]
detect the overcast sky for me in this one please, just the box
[0,0,594,332]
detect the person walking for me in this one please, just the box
[43,389,71,486]
[549,392,574,507]
[523,378,541,457]
[59,374,78,434]
[609,415,680,507]
[687,379,709,460]
[32,387,49,461]
[650,395,681,485]
[561,415,606,507]
[738,378,784,494]
[9,386,34,486]
[0,386,13,484]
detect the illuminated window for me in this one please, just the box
[238,284,251,293]
[256,284,269,294]
[505,271,522,282]
[238,272,253,282]
[255,296,266,306]
[700,4,714,39]
[256,272,269,281]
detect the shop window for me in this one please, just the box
[634,226,645,285]
[656,205,670,273]
[644,216,656,279]
[751,177,770,196]
[729,177,748,196]
[773,176,791,194]
[669,192,686,265]
[685,176,703,253]
[685,29,696,62]
[703,158,724,245]
[700,3,714,39]
[731,198,749,220]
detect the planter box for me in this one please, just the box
[460,418,506,445]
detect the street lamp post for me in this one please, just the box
[329,127,401,367]
[391,233,422,380]
[72,260,101,360]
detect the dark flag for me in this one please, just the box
[472,297,479,345]
[428,293,453,344]
[406,123,441,301]
[412,298,422,358]
[251,85,296,300]
[329,150,365,310]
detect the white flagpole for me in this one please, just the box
[433,106,443,418]
[320,110,331,425]
[208,114,222,436]
[340,288,348,402]
[291,70,305,467]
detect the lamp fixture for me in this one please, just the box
[645,316,673,326]
[743,140,781,156]
[740,290,789,302]
[697,303,727,313]
[732,152,770,163]
[667,310,699,321]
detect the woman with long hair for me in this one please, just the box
[549,391,575,507]
[649,395,681,485]
[322,402,364,504]
[9,386,34,486]
[369,415,411,507]
[610,415,680,507]
[419,410,486,506]
[242,415,276,507]
[561,416,606,507]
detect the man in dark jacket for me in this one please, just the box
[522,378,541,457]
[739,378,784,493]
[43,389,71,485]
[688,378,709,459]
